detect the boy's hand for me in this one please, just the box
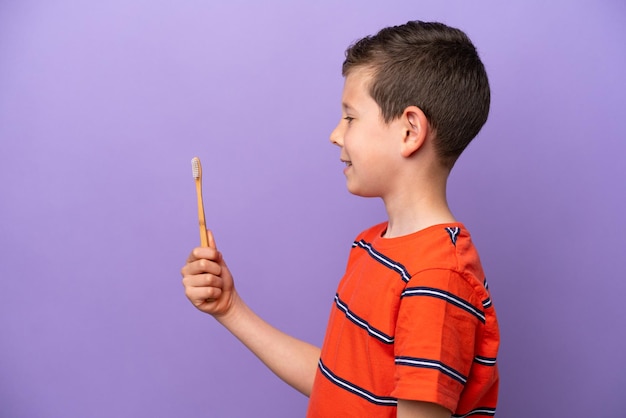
[181,232,237,317]
[181,230,321,396]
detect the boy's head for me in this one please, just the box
[342,21,490,169]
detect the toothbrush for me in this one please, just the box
[191,157,210,248]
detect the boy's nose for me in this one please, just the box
[329,123,344,147]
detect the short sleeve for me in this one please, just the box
[391,268,484,412]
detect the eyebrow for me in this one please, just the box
[342,102,356,112]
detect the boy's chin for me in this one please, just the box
[346,184,380,199]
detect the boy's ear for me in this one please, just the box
[400,106,429,158]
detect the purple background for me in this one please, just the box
[1,1,624,417]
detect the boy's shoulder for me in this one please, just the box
[352,222,484,281]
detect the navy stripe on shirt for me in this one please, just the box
[401,286,486,323]
[474,355,497,366]
[334,294,394,344]
[395,356,468,385]
[452,406,497,417]
[318,359,398,407]
[353,240,411,283]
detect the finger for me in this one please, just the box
[186,284,223,304]
[193,246,220,261]
[181,259,222,277]
[185,249,200,264]
[185,247,220,266]
[182,272,224,289]
[207,229,217,250]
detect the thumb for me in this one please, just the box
[206,229,230,273]
[207,229,218,250]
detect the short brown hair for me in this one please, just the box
[343,21,490,168]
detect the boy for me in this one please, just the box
[181,21,499,418]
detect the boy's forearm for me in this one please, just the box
[216,292,321,396]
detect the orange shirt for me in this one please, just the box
[307,223,499,417]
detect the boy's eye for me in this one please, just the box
[343,116,354,123]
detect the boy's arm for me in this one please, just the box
[181,244,320,396]
[397,400,451,418]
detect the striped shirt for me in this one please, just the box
[307,222,499,417]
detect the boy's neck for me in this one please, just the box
[381,173,456,239]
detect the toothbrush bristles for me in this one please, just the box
[191,157,201,179]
